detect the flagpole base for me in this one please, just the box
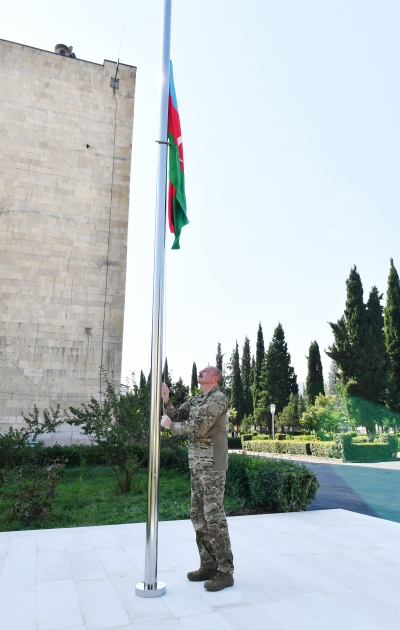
[135,581,166,598]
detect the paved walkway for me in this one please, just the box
[1,509,400,630]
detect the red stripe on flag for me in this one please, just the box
[168,96,184,170]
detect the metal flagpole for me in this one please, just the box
[135,0,172,599]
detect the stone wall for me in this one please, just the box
[0,39,136,440]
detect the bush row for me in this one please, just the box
[243,441,309,456]
[243,433,398,462]
[12,443,191,473]
[226,454,319,512]
[335,433,398,462]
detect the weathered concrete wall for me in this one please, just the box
[0,39,136,440]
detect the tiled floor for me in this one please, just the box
[1,509,400,629]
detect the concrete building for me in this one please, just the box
[0,39,136,440]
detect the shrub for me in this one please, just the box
[335,433,397,462]
[243,440,309,456]
[66,372,149,493]
[8,465,59,522]
[241,434,253,441]
[159,446,189,473]
[294,434,320,442]
[309,442,341,458]
[226,454,319,512]
[14,443,148,469]
[0,406,63,487]
[228,437,242,449]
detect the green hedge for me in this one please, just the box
[243,433,398,462]
[226,454,319,512]
[12,443,191,472]
[309,442,341,459]
[335,433,398,462]
[241,434,253,441]
[243,440,309,456]
[228,437,242,449]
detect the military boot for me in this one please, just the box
[187,565,217,582]
[204,571,234,591]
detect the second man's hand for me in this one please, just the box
[161,414,172,430]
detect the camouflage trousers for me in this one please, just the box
[190,470,234,575]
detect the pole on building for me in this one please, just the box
[135,0,172,599]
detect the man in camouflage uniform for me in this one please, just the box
[161,365,234,592]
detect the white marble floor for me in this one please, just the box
[1,509,400,630]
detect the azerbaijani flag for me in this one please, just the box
[168,61,188,249]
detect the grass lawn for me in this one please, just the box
[0,465,244,532]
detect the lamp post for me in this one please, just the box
[270,404,276,440]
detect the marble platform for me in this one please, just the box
[1,509,400,630]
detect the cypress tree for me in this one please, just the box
[327,361,339,395]
[259,323,298,419]
[191,362,198,395]
[162,358,172,387]
[361,286,388,406]
[253,323,265,410]
[306,341,325,405]
[327,267,366,385]
[216,343,224,372]
[230,341,244,423]
[169,377,189,407]
[241,336,253,417]
[384,259,400,413]
[250,356,255,387]
[139,370,146,389]
[327,267,389,438]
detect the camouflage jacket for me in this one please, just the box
[165,386,229,471]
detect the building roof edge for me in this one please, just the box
[0,38,137,69]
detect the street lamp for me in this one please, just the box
[270,404,276,440]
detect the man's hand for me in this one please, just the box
[161,414,172,430]
[162,383,169,404]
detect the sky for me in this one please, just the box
[3,1,400,387]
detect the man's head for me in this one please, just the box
[198,366,222,393]
[69,46,74,54]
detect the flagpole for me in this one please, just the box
[135,0,172,599]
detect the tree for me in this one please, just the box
[327,266,365,383]
[252,323,265,410]
[241,336,253,417]
[190,362,198,395]
[216,343,224,372]
[300,394,344,435]
[326,361,339,395]
[276,393,299,432]
[327,267,389,439]
[363,286,388,405]
[67,371,149,493]
[385,258,400,414]
[258,323,298,431]
[306,341,325,405]
[162,358,172,387]
[139,370,146,389]
[230,342,244,423]
[169,377,189,407]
